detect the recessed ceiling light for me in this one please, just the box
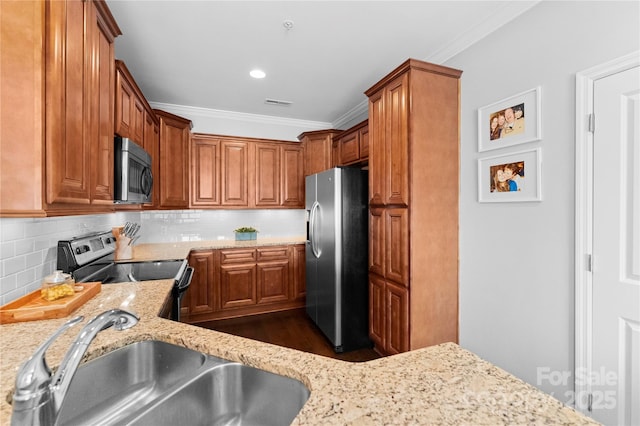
[250,69,266,79]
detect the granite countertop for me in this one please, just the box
[124,236,306,262]
[0,283,598,425]
[0,238,598,425]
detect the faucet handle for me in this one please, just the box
[13,316,84,407]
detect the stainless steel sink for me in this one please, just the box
[55,340,309,426]
[130,363,311,426]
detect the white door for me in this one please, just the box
[591,65,640,426]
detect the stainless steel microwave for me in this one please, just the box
[114,136,153,204]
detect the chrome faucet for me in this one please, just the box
[11,309,139,426]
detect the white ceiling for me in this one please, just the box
[106,1,539,128]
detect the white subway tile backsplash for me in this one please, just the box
[15,239,35,256]
[0,212,140,305]
[16,268,35,287]
[0,219,25,241]
[1,209,306,305]
[1,241,15,259]
[0,274,17,294]
[3,256,25,276]
[25,252,42,269]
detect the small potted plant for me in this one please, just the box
[234,226,258,241]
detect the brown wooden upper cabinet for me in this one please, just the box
[114,60,160,210]
[298,129,341,176]
[115,60,156,145]
[334,120,369,167]
[191,134,304,209]
[155,110,193,209]
[1,0,121,217]
[222,140,249,207]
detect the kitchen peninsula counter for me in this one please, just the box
[0,281,597,425]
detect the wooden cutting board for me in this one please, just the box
[0,282,101,324]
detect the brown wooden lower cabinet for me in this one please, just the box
[182,250,216,317]
[369,273,409,355]
[220,262,257,309]
[183,244,305,324]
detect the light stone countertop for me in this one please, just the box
[124,236,307,262]
[0,238,599,425]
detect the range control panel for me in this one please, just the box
[57,231,116,272]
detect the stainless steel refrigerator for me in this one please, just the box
[305,167,370,353]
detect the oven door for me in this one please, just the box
[172,267,194,322]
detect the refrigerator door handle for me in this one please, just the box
[310,201,321,258]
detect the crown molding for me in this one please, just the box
[149,102,333,130]
[426,1,541,64]
[332,100,369,129]
[330,1,541,127]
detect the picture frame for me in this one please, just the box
[478,148,542,203]
[478,86,542,152]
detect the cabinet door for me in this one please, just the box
[158,112,191,208]
[359,125,369,160]
[191,136,221,206]
[303,134,332,176]
[45,0,91,205]
[292,244,306,300]
[257,260,290,304]
[385,280,409,354]
[221,141,248,206]
[115,69,133,138]
[143,111,160,208]
[384,73,409,206]
[385,208,409,285]
[219,263,257,309]
[255,143,280,207]
[185,250,216,317]
[369,207,385,276]
[281,145,304,207]
[369,273,386,350]
[368,90,385,206]
[88,1,116,205]
[331,139,341,168]
[339,130,360,165]
[131,98,144,144]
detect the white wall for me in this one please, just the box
[445,1,639,399]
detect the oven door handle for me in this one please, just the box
[177,267,194,292]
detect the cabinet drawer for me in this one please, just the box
[257,247,289,262]
[220,249,256,264]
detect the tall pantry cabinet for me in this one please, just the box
[366,59,462,355]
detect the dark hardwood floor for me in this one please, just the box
[196,308,381,362]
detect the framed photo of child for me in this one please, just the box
[478,148,542,203]
[478,86,542,152]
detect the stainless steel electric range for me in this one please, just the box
[56,231,193,322]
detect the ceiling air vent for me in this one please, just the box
[265,98,293,106]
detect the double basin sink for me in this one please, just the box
[57,340,310,425]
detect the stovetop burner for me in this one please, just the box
[57,230,194,322]
[57,231,187,285]
[89,260,187,284]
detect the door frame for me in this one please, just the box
[574,50,639,414]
